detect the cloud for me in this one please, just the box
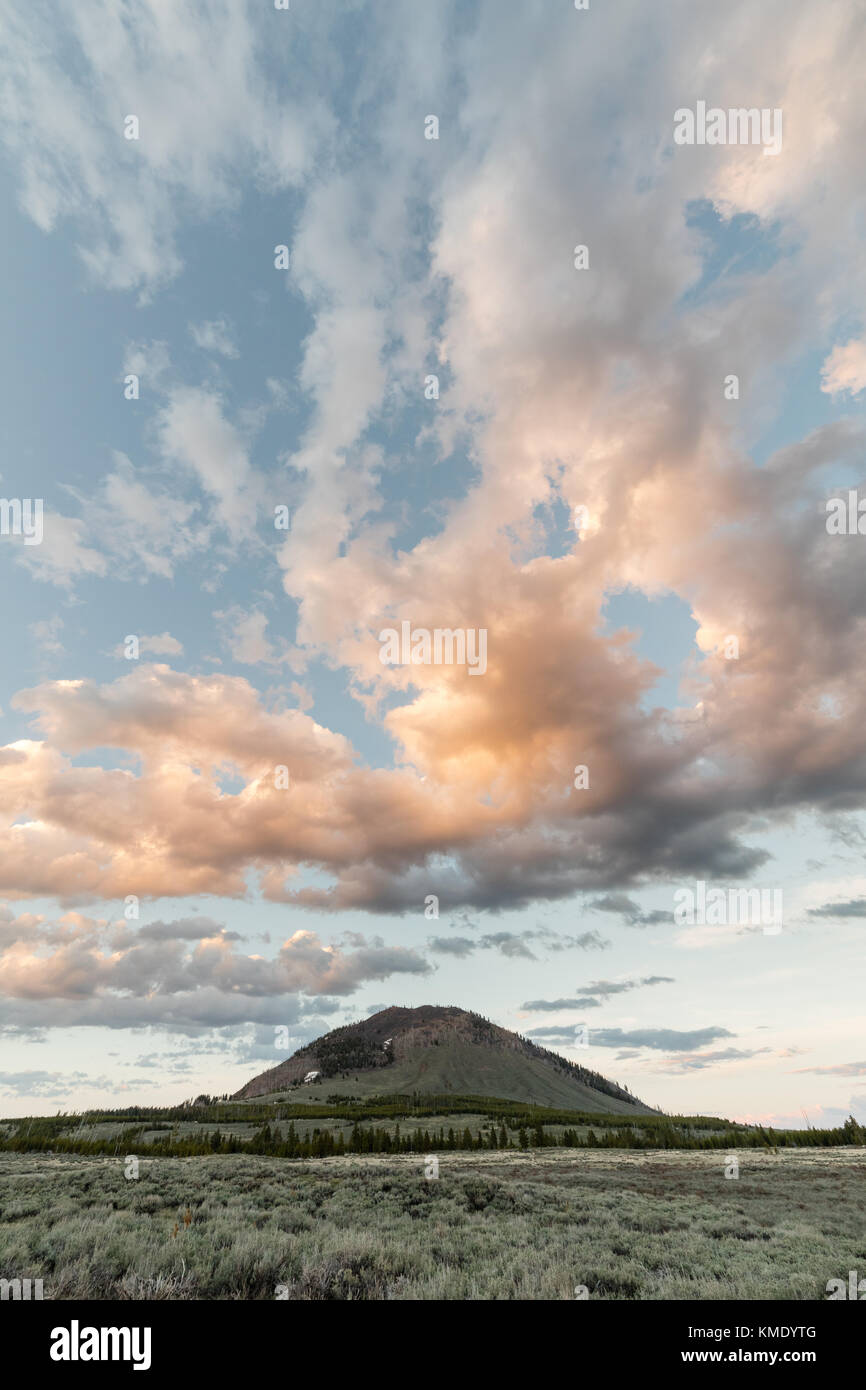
[476,932,537,960]
[735,1102,866,1129]
[521,997,602,1012]
[3,0,866,924]
[526,1024,735,1052]
[821,339,866,397]
[189,317,239,359]
[0,608,862,919]
[427,936,475,957]
[155,387,260,542]
[589,896,673,928]
[0,1070,156,1099]
[215,607,294,668]
[0,905,431,1031]
[656,1047,771,1073]
[580,975,676,996]
[428,927,609,961]
[792,1061,866,1077]
[115,633,184,659]
[0,1,326,293]
[17,513,107,588]
[20,450,207,588]
[807,899,866,919]
[521,976,675,1010]
[31,616,65,657]
[136,917,240,943]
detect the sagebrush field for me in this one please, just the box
[1,1147,862,1300]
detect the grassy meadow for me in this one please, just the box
[1,1146,863,1300]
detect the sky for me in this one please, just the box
[0,0,865,1126]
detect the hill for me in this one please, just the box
[233,1005,652,1113]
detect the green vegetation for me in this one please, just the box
[293,1024,396,1078]
[0,1147,862,1300]
[2,1097,863,1160]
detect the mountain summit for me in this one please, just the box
[234,1005,651,1113]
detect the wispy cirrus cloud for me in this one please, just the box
[526,1024,735,1053]
[428,928,608,961]
[522,976,675,1010]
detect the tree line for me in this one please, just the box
[1,1114,862,1159]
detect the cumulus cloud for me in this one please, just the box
[215,607,295,668]
[189,317,239,359]
[0,906,431,1031]
[2,0,866,929]
[821,339,866,397]
[115,633,184,659]
[17,513,107,588]
[137,917,240,942]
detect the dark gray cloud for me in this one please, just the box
[589,895,672,928]
[427,936,476,957]
[807,899,866,919]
